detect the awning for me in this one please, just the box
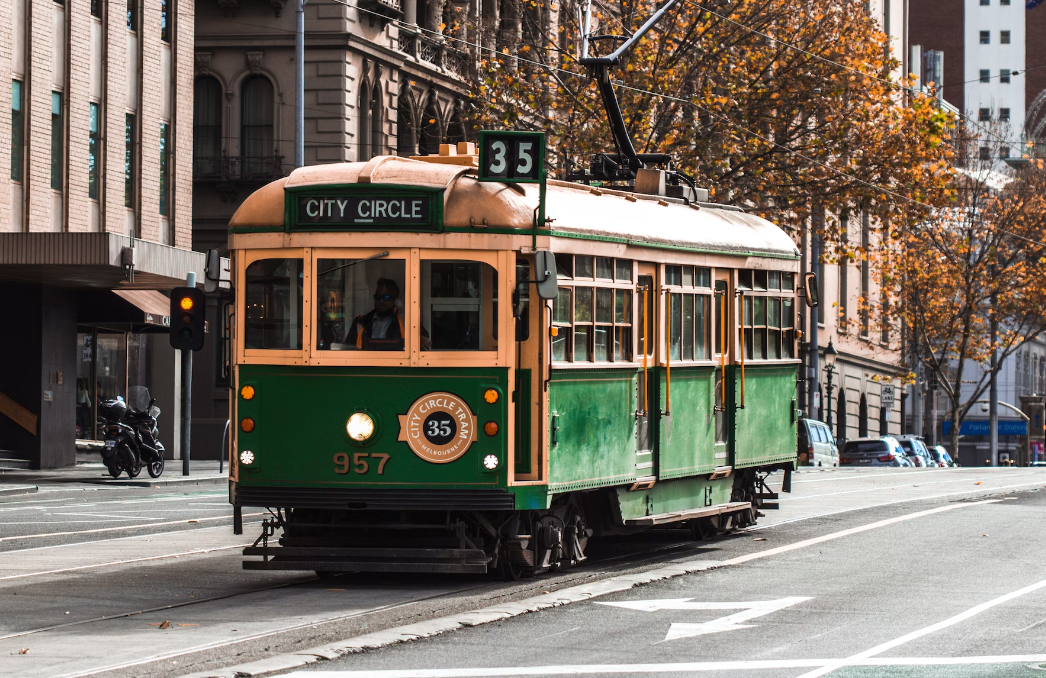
[113,289,170,326]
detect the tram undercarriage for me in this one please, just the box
[240,468,789,577]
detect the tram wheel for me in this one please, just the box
[499,558,523,581]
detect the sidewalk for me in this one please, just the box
[0,458,227,490]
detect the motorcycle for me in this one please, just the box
[100,392,166,479]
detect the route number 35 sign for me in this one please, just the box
[478,131,546,183]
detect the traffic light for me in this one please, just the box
[170,287,205,351]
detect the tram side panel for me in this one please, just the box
[656,365,718,480]
[733,364,800,469]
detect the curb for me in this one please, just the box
[176,559,726,678]
[87,475,227,488]
[0,485,38,497]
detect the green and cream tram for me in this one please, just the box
[227,145,800,576]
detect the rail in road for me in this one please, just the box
[0,468,1043,678]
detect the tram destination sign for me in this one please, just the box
[289,188,442,231]
[478,130,546,184]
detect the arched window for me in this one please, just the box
[858,393,868,437]
[193,77,222,174]
[359,83,371,161]
[418,101,441,156]
[397,92,416,157]
[241,76,274,175]
[370,82,383,158]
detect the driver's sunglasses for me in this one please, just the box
[374,294,394,301]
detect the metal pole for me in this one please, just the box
[809,221,821,418]
[826,368,834,431]
[989,320,999,467]
[295,0,307,168]
[182,271,196,476]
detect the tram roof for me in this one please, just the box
[230,157,799,259]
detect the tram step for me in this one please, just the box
[623,501,752,527]
[756,491,779,500]
[242,545,490,574]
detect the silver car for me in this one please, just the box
[840,437,913,467]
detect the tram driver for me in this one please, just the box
[345,278,431,350]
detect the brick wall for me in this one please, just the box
[0,0,12,232]
[66,0,91,232]
[173,0,193,250]
[138,0,162,243]
[104,0,128,234]
[909,0,965,111]
[1027,5,1046,133]
[27,0,55,232]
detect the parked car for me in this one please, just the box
[798,418,839,467]
[840,437,913,467]
[895,436,935,467]
[930,445,956,467]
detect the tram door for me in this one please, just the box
[713,272,732,455]
[635,264,658,479]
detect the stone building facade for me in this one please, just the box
[0,0,200,468]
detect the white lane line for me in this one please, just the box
[50,512,165,520]
[0,492,225,511]
[792,469,957,484]
[794,576,1046,678]
[752,479,1042,530]
[0,511,264,542]
[1,521,261,554]
[276,654,1046,677]
[172,499,1003,678]
[0,543,251,581]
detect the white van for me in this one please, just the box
[798,419,839,467]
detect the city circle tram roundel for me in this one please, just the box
[397,392,477,463]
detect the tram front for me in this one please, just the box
[227,154,550,574]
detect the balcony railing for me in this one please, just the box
[193,150,285,201]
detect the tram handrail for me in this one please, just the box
[738,290,745,409]
[641,285,649,416]
[719,290,726,410]
[664,289,670,416]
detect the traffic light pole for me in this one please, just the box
[182,272,195,476]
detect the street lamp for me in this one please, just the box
[824,339,838,431]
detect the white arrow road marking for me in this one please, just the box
[597,596,812,640]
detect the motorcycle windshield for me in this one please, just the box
[127,385,151,412]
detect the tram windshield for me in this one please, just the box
[245,258,303,350]
[421,261,497,351]
[316,258,407,351]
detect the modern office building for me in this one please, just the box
[0,0,200,468]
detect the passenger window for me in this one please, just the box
[316,258,407,351]
[421,260,497,351]
[245,258,303,350]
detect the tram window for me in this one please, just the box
[714,280,727,355]
[738,270,752,290]
[557,256,573,280]
[696,267,711,288]
[515,259,530,342]
[552,286,572,361]
[754,270,768,291]
[682,266,694,287]
[552,282,632,363]
[669,293,710,361]
[316,258,407,351]
[768,271,781,291]
[575,256,594,279]
[245,258,303,350]
[421,261,497,351]
[615,259,632,282]
[614,290,632,361]
[782,272,795,291]
[665,265,681,286]
[742,292,796,360]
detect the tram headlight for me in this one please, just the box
[483,454,499,470]
[240,450,255,465]
[346,412,375,441]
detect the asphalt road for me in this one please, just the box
[0,468,1044,678]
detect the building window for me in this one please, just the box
[980,69,991,83]
[160,0,169,42]
[193,77,222,174]
[91,0,100,18]
[552,255,635,363]
[980,0,989,5]
[1000,146,1010,159]
[370,82,383,158]
[1000,69,1011,83]
[241,76,274,175]
[125,113,136,208]
[979,108,991,122]
[1001,0,1010,5]
[11,81,23,182]
[1001,30,1011,44]
[979,146,992,161]
[1000,107,1011,121]
[89,103,100,199]
[980,30,990,44]
[126,0,137,31]
[51,92,62,191]
[359,83,371,160]
[159,122,170,216]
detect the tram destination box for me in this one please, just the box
[288,186,443,231]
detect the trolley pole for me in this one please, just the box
[295,0,308,168]
[181,272,196,476]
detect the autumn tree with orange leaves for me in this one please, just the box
[470,0,953,238]
[899,130,1046,460]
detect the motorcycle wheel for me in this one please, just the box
[106,463,121,479]
[125,453,142,479]
[148,456,165,478]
